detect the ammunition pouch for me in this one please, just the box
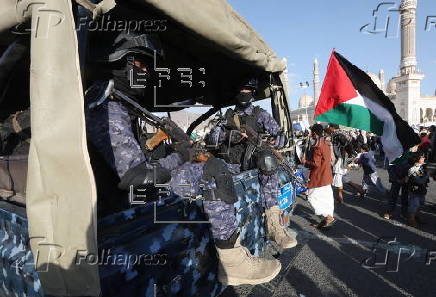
[201,157,237,204]
[242,143,257,171]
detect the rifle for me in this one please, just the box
[113,89,213,163]
[240,124,307,189]
[240,124,295,175]
[112,89,191,147]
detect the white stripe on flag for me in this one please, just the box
[360,93,403,161]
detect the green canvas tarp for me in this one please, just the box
[0,0,291,295]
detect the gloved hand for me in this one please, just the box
[161,118,191,144]
[145,128,169,151]
[172,142,197,163]
[118,162,171,190]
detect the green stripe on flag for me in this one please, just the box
[315,103,384,135]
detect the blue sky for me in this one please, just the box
[228,0,436,109]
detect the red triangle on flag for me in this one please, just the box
[314,51,358,118]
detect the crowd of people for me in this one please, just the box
[295,123,436,229]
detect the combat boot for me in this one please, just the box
[265,205,298,249]
[216,237,281,286]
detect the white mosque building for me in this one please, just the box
[290,0,436,127]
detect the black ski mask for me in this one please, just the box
[235,92,254,108]
[112,55,153,101]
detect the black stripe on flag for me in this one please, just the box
[334,52,420,151]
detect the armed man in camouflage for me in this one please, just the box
[168,153,283,286]
[84,30,191,190]
[205,78,297,285]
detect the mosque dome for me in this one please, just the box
[299,94,314,108]
[387,78,397,94]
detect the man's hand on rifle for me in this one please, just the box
[145,129,169,151]
[160,118,191,144]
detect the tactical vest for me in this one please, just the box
[220,106,263,166]
[224,106,263,133]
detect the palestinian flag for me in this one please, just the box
[314,50,420,162]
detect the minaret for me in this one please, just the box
[394,0,424,124]
[313,58,320,104]
[379,69,385,92]
[400,0,418,75]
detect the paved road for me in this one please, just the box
[220,165,436,297]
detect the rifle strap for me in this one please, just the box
[233,114,241,130]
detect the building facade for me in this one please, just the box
[290,0,436,127]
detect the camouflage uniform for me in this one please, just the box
[236,105,281,136]
[209,105,281,148]
[203,201,238,241]
[85,88,183,179]
[259,173,280,209]
[169,161,240,241]
[207,105,282,238]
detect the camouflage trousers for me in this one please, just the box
[203,200,239,241]
[202,172,279,241]
[259,172,280,209]
[85,99,146,178]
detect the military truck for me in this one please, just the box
[0,1,298,296]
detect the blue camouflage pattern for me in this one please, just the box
[207,103,281,211]
[0,197,224,297]
[169,162,209,199]
[0,205,44,297]
[232,169,267,256]
[202,201,238,241]
[169,161,238,242]
[85,99,147,178]
[156,152,184,172]
[208,104,281,148]
[235,105,281,137]
[97,195,224,297]
[0,167,298,297]
[259,172,280,209]
[168,161,267,255]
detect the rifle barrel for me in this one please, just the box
[113,89,163,125]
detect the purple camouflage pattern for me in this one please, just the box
[206,104,283,240]
[169,162,240,241]
[85,100,147,178]
[259,172,280,209]
[85,94,184,179]
[203,201,239,241]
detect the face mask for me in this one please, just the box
[235,92,253,108]
[112,55,153,100]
